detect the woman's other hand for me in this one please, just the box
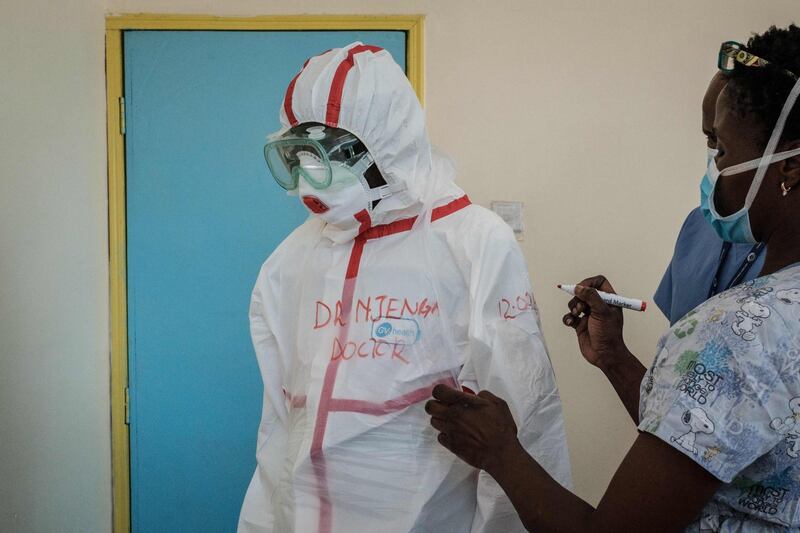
[425,385,524,475]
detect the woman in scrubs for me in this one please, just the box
[655,72,765,326]
[426,25,800,532]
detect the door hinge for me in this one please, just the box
[124,386,130,425]
[119,97,126,135]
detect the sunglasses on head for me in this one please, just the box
[718,41,798,81]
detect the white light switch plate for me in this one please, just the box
[491,201,524,240]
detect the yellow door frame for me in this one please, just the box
[105,14,425,533]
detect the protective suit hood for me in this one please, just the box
[279,42,461,241]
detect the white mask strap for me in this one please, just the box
[366,181,406,202]
[721,146,800,176]
[349,152,374,177]
[736,76,800,208]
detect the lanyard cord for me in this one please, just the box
[708,242,766,298]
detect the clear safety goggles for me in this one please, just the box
[263,124,374,191]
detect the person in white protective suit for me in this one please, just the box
[238,42,572,533]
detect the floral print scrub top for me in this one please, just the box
[640,265,800,532]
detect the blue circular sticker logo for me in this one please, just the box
[375,322,392,338]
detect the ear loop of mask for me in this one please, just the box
[725,76,800,213]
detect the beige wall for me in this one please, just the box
[1,1,109,532]
[2,0,798,531]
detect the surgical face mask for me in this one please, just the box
[700,76,800,243]
[700,147,719,203]
[701,146,800,243]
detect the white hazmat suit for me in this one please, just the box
[238,42,572,533]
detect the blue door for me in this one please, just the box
[124,30,407,533]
